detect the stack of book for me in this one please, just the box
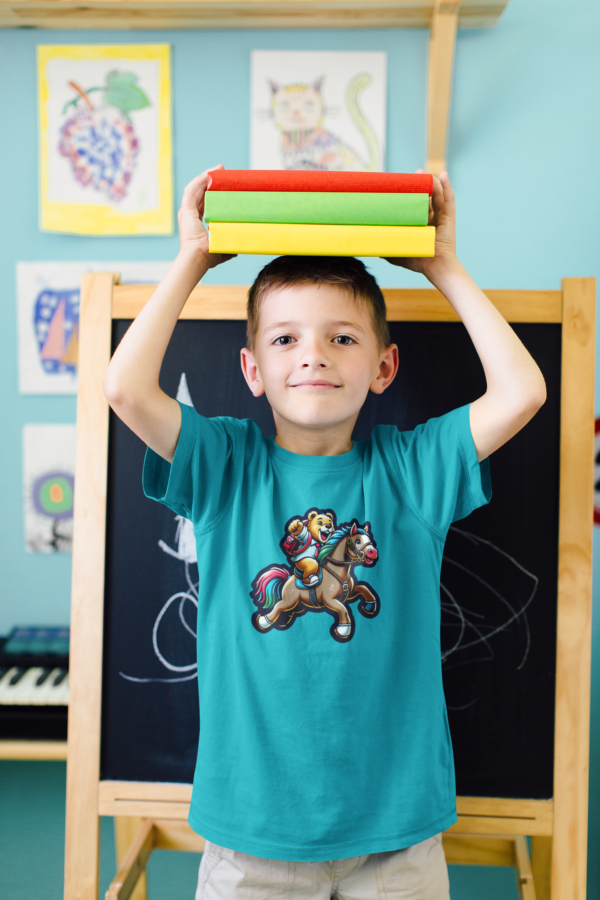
[205,170,435,258]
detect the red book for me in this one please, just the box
[207,170,433,196]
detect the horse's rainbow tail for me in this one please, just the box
[254,566,289,610]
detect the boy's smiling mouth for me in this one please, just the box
[290,380,341,389]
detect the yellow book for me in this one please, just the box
[208,223,436,258]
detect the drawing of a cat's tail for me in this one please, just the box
[346,74,380,172]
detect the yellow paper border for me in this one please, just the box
[38,44,173,236]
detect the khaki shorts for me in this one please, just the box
[195,834,450,900]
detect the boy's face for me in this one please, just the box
[240,283,398,435]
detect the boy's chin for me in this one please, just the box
[276,403,360,431]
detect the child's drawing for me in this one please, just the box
[23,425,76,554]
[34,288,80,382]
[17,261,171,394]
[251,51,387,172]
[38,45,172,235]
[59,71,149,203]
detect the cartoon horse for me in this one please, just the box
[251,521,380,643]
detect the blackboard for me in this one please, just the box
[101,318,561,800]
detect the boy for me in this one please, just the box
[103,166,546,899]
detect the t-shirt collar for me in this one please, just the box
[267,436,363,470]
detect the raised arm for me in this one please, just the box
[385,172,547,462]
[102,167,235,462]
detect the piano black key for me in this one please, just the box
[36,668,51,686]
[9,668,25,686]
[53,669,68,687]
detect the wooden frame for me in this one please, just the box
[0,739,67,760]
[0,0,509,31]
[65,275,594,900]
[427,0,460,175]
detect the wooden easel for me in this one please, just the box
[65,274,594,900]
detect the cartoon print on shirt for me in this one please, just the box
[251,508,380,643]
[287,509,335,587]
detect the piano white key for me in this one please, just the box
[52,673,70,705]
[15,667,47,704]
[0,667,45,705]
[34,668,69,706]
[0,667,20,701]
[0,666,70,706]
[24,668,64,706]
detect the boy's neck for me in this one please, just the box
[273,415,357,457]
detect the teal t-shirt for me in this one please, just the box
[143,401,492,862]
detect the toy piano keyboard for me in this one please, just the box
[0,626,69,740]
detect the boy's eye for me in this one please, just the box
[273,335,295,345]
[332,335,355,345]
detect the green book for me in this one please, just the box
[204,191,430,226]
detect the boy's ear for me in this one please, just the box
[370,343,399,395]
[240,347,265,398]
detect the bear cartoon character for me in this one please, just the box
[284,509,335,587]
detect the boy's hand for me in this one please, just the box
[178,166,237,270]
[384,170,457,281]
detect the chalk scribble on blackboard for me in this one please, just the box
[441,526,539,711]
[119,515,199,684]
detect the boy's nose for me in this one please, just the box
[299,338,331,370]
[300,351,330,368]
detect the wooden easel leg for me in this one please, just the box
[426,0,459,175]
[114,818,148,900]
[514,835,536,900]
[531,836,552,900]
[64,272,117,900]
[551,277,595,900]
[106,819,154,900]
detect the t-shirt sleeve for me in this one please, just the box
[389,402,492,537]
[142,401,241,528]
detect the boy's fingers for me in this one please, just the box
[431,175,444,206]
[439,171,456,208]
[181,165,224,211]
[429,176,446,224]
[414,169,439,223]
[181,178,208,212]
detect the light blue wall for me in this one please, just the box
[1,0,599,895]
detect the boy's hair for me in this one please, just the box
[246,256,390,351]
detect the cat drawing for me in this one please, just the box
[267,74,380,171]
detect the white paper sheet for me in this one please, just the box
[250,50,387,172]
[23,424,77,554]
[17,261,171,394]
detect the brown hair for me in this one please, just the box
[246,256,390,350]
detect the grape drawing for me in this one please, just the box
[59,71,150,203]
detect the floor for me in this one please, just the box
[0,761,519,899]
